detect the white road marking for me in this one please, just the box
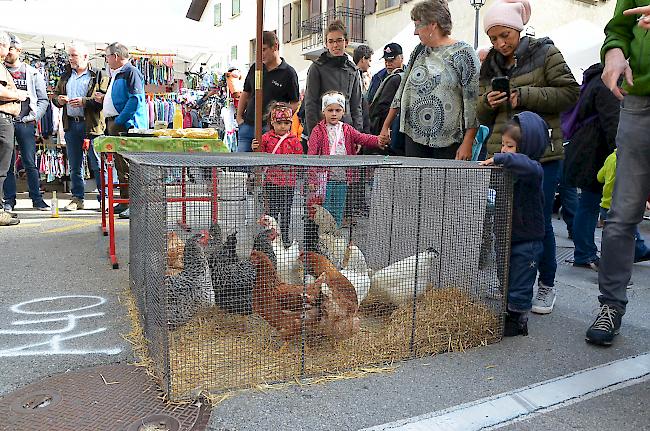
[362,352,650,431]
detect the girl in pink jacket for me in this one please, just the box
[307,91,386,226]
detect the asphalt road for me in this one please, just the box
[0,197,648,431]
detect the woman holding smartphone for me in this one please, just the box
[477,0,579,316]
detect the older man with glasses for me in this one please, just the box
[93,42,148,219]
[52,42,109,211]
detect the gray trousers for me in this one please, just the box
[0,115,15,203]
[598,95,650,314]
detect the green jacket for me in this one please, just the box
[52,66,109,137]
[597,149,617,209]
[602,0,650,96]
[477,37,580,163]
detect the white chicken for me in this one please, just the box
[257,214,302,284]
[369,247,439,307]
[310,204,348,269]
[340,244,371,305]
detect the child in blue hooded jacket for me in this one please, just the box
[481,111,548,336]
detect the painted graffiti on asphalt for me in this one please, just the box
[0,295,122,357]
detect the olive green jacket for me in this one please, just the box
[52,66,109,137]
[477,37,580,163]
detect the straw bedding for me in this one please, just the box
[163,287,501,399]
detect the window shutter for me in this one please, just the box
[327,0,335,11]
[283,4,292,43]
[310,0,322,17]
[364,0,375,15]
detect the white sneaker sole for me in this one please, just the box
[531,296,556,314]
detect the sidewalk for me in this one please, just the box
[0,196,648,430]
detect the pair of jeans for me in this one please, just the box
[538,160,560,287]
[557,160,577,234]
[508,240,544,312]
[572,189,602,264]
[0,116,14,203]
[65,121,101,200]
[323,180,348,227]
[264,183,295,246]
[106,118,130,199]
[3,122,45,206]
[600,206,650,262]
[599,95,650,314]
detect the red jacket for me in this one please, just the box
[307,120,380,185]
[258,131,303,187]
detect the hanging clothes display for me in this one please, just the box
[132,54,175,86]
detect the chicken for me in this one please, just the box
[304,213,348,269]
[205,221,223,260]
[369,247,440,307]
[257,214,302,284]
[302,251,360,340]
[312,203,339,235]
[340,244,371,305]
[210,231,256,315]
[165,231,214,329]
[249,250,323,343]
[252,228,277,271]
[166,231,185,271]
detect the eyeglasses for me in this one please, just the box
[414,21,428,30]
[327,37,346,45]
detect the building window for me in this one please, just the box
[231,45,238,61]
[214,3,221,26]
[291,1,302,40]
[232,0,240,16]
[377,0,399,10]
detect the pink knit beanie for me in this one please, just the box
[483,0,531,33]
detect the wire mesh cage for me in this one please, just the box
[127,152,512,400]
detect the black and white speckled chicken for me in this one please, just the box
[165,231,214,329]
[207,231,254,315]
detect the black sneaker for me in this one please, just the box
[504,310,529,337]
[113,203,128,214]
[33,201,50,211]
[586,304,622,346]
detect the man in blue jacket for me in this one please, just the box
[96,42,148,219]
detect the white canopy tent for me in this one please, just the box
[0,0,224,74]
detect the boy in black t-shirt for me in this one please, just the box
[235,31,300,153]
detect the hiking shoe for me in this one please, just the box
[113,203,128,214]
[531,282,556,314]
[118,208,130,219]
[0,210,19,226]
[33,201,50,211]
[64,198,84,211]
[585,304,622,346]
[574,259,599,271]
[504,310,528,337]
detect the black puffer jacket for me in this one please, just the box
[304,52,362,135]
[563,64,620,193]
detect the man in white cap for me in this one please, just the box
[0,31,26,226]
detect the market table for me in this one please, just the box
[93,136,230,269]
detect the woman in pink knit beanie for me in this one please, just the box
[476,0,580,318]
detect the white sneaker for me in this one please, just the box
[531,282,556,314]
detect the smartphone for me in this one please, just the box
[491,76,510,94]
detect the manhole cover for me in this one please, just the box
[10,390,62,414]
[126,414,180,431]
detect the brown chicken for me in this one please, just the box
[166,231,185,272]
[249,250,324,344]
[301,252,361,340]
